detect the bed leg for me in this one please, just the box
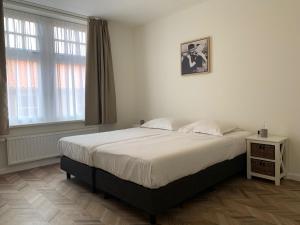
[91,185,96,193]
[91,174,96,193]
[66,173,71,180]
[149,214,156,225]
[104,193,111,199]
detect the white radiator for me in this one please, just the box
[7,127,99,165]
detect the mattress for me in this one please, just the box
[93,130,251,189]
[58,128,169,166]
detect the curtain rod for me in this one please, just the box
[3,0,88,21]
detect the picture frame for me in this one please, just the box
[181,37,210,75]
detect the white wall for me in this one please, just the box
[0,21,137,170]
[134,0,300,177]
[109,21,137,128]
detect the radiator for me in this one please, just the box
[7,127,99,165]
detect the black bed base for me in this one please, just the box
[60,156,96,192]
[61,154,246,224]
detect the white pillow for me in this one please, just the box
[178,121,198,133]
[178,119,237,136]
[141,118,186,131]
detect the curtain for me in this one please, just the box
[4,9,86,126]
[0,0,9,134]
[85,19,116,125]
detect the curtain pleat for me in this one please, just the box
[0,0,9,134]
[85,19,117,125]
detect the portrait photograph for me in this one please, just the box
[181,37,210,75]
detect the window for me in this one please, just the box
[4,9,86,126]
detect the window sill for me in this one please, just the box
[9,120,85,129]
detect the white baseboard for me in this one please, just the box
[286,173,300,182]
[0,157,60,175]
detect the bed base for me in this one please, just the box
[60,156,96,192]
[61,154,246,224]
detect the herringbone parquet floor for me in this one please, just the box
[0,164,300,225]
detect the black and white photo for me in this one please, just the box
[181,37,210,75]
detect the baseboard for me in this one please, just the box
[0,157,60,175]
[286,173,300,182]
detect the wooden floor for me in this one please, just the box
[0,165,300,225]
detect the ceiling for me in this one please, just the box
[21,0,203,25]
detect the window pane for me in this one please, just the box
[55,41,65,54]
[67,42,76,55]
[24,21,36,36]
[8,34,15,48]
[54,26,86,56]
[5,17,38,51]
[54,27,64,40]
[55,63,85,120]
[80,44,86,56]
[25,36,37,51]
[6,59,42,125]
[66,29,75,42]
[79,31,86,43]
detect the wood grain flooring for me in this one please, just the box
[0,164,299,225]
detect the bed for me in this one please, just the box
[60,128,250,224]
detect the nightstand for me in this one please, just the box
[246,135,288,185]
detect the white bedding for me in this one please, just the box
[92,130,251,189]
[58,128,169,166]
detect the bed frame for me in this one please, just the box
[61,153,246,224]
[61,156,96,192]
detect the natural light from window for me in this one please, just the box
[4,9,86,126]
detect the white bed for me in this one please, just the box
[92,130,251,188]
[60,126,250,221]
[58,128,168,166]
[59,127,250,189]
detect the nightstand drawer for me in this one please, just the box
[251,143,275,160]
[251,159,275,176]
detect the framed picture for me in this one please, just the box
[181,37,210,75]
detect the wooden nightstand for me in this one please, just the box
[246,135,288,185]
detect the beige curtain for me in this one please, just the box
[85,19,117,125]
[0,0,9,135]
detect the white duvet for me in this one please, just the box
[58,128,168,166]
[92,130,251,189]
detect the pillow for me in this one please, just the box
[178,119,237,136]
[178,121,198,133]
[141,118,186,131]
